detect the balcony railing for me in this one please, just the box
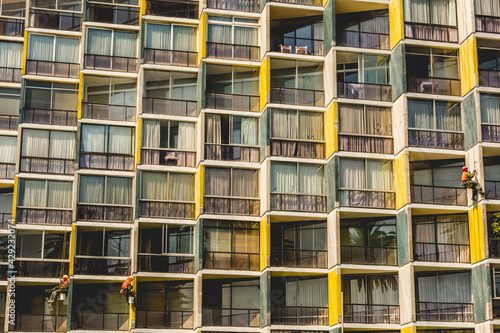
[74,257,130,276]
[84,54,138,72]
[0,17,24,37]
[203,251,259,271]
[269,0,322,6]
[271,193,326,213]
[341,245,397,266]
[404,22,458,43]
[139,200,195,219]
[30,9,81,31]
[0,213,13,229]
[271,305,328,325]
[336,30,390,50]
[207,42,259,61]
[23,108,77,126]
[0,66,21,82]
[20,157,74,175]
[72,312,128,331]
[10,314,66,332]
[205,92,260,112]
[476,15,500,34]
[270,248,327,268]
[205,144,259,163]
[207,0,259,12]
[142,97,197,117]
[16,208,72,225]
[202,308,260,327]
[339,189,396,209]
[270,37,324,56]
[15,260,69,278]
[482,124,500,142]
[343,304,399,324]
[204,196,260,216]
[414,242,470,263]
[146,0,198,18]
[489,238,500,258]
[407,77,461,96]
[416,301,473,322]
[485,180,500,200]
[144,48,198,67]
[270,87,324,106]
[137,254,194,273]
[26,59,79,78]
[82,102,135,121]
[137,310,193,329]
[339,135,393,154]
[80,152,134,171]
[0,115,18,131]
[410,185,467,206]
[337,82,391,102]
[409,129,464,150]
[0,162,15,179]
[271,139,325,159]
[141,149,196,167]
[87,3,139,25]
[77,204,133,223]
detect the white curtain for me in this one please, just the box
[178,122,196,150]
[0,136,16,163]
[234,26,258,46]
[370,276,399,305]
[28,34,53,61]
[206,114,222,144]
[109,126,132,154]
[481,94,500,124]
[113,31,136,58]
[47,181,72,208]
[22,129,49,157]
[408,99,433,129]
[205,168,230,196]
[340,104,365,134]
[367,160,393,191]
[20,179,46,207]
[49,131,75,159]
[232,169,257,198]
[169,173,194,201]
[366,106,392,136]
[81,125,105,153]
[0,41,22,68]
[476,0,500,16]
[238,117,258,145]
[142,120,160,148]
[272,109,297,139]
[106,177,131,205]
[173,26,196,51]
[55,37,79,63]
[286,278,327,307]
[87,29,112,56]
[271,162,297,193]
[298,164,323,194]
[141,171,167,200]
[299,111,323,140]
[431,0,457,26]
[207,24,231,44]
[146,23,171,50]
[418,272,471,303]
[340,158,365,189]
[437,222,469,244]
[78,175,104,204]
[435,102,462,131]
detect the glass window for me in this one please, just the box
[481,94,500,124]
[87,28,137,58]
[78,175,132,205]
[206,64,260,95]
[0,41,22,69]
[85,77,136,106]
[339,158,394,190]
[410,159,463,188]
[0,136,17,164]
[144,70,197,101]
[339,104,392,136]
[0,88,20,116]
[342,275,399,305]
[0,0,25,17]
[28,34,79,63]
[337,53,390,85]
[21,129,75,159]
[207,16,258,46]
[415,271,471,303]
[271,109,324,140]
[404,0,457,26]
[141,171,194,202]
[77,227,130,257]
[204,220,259,254]
[408,99,462,131]
[81,124,133,154]
[205,114,258,145]
[25,81,78,111]
[31,0,82,11]
[18,179,73,209]
[406,47,459,79]
[142,119,196,150]
[205,167,258,198]
[271,162,324,194]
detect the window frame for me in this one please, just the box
[139,224,194,257]
[85,27,138,58]
[206,15,259,46]
[75,227,131,260]
[78,174,133,206]
[15,229,71,261]
[403,0,458,27]
[17,178,74,209]
[204,167,259,199]
[142,119,197,151]
[80,124,134,155]
[24,80,79,111]
[338,103,392,138]
[21,128,76,159]
[271,161,325,195]
[204,220,260,255]
[205,113,260,147]
[405,47,459,80]
[339,157,394,191]
[27,33,79,63]
[140,170,195,203]
[270,108,324,143]
[407,98,462,133]
[145,22,198,51]
[337,53,390,85]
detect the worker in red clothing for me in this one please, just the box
[46,275,69,303]
[120,276,134,299]
[462,166,484,201]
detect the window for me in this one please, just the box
[86,28,137,58]
[271,16,323,54]
[142,120,195,150]
[205,167,258,198]
[408,99,462,131]
[0,0,25,17]
[203,279,260,310]
[31,0,82,11]
[342,275,399,305]
[76,228,130,258]
[139,225,194,255]
[0,41,22,69]
[204,220,259,254]
[206,114,258,146]
[476,0,500,17]
[415,271,471,304]
[16,230,70,259]
[271,162,324,195]
[141,171,194,203]
[341,217,397,248]
[21,129,75,160]
[271,221,326,251]
[339,158,393,193]
[410,159,463,188]
[18,179,73,209]
[0,136,16,164]
[403,0,457,26]
[138,281,194,313]
[406,47,459,79]
[271,109,324,141]
[336,10,389,49]
[481,94,500,124]
[28,34,79,63]
[271,59,324,90]
[24,81,78,111]
[206,64,259,95]
[337,53,390,85]
[78,175,132,206]
[144,70,197,101]
[0,88,20,116]
[272,276,327,308]
[339,104,391,136]
[81,124,133,155]
[146,23,196,51]
[207,16,258,46]
[85,77,136,106]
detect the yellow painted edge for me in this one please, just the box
[325,101,336,159]
[11,176,18,222]
[68,224,76,275]
[77,72,83,119]
[460,36,478,97]
[328,268,341,326]
[389,0,404,50]
[260,215,269,271]
[129,277,136,329]
[322,0,328,7]
[401,325,417,333]
[195,165,204,220]
[260,56,269,112]
[198,12,206,67]
[139,0,146,17]
[469,204,485,264]
[21,33,28,75]
[136,117,142,165]
[395,152,408,210]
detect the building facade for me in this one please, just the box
[0,0,498,333]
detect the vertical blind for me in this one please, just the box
[339,104,392,135]
[22,129,75,159]
[87,28,137,57]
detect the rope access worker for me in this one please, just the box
[461,166,485,201]
[120,276,134,299]
[46,275,69,303]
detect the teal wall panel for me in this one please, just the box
[326,156,336,213]
[323,0,335,54]
[195,219,203,273]
[260,271,270,327]
[463,92,479,150]
[391,43,405,102]
[197,61,206,116]
[396,209,409,266]
[260,106,268,163]
[472,263,491,323]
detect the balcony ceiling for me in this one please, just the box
[335,0,388,14]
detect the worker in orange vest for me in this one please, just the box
[46,275,69,303]
[462,166,484,201]
[120,276,134,298]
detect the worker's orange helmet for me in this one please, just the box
[126,276,133,282]
[462,166,468,171]
[63,275,68,279]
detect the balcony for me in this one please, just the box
[482,124,500,142]
[476,15,500,34]
[271,306,328,325]
[270,248,327,268]
[341,245,397,266]
[206,92,260,112]
[337,30,389,50]
[416,301,473,322]
[26,59,79,78]
[404,22,458,43]
[339,190,396,209]
[80,153,134,171]
[202,308,260,327]
[205,144,259,163]
[141,149,196,167]
[136,310,193,329]
[138,200,195,219]
[0,115,18,131]
[74,257,130,276]
[271,193,326,213]
[86,3,139,25]
[0,17,24,37]
[206,42,259,61]
[207,0,259,12]
[409,130,464,150]
[269,0,322,6]
[270,37,323,56]
[142,97,197,117]
[15,260,69,278]
[146,0,198,18]
[77,204,133,223]
[339,135,393,154]
[486,180,500,200]
[270,87,324,107]
[410,185,466,206]
[0,162,14,179]
[414,242,470,263]
[16,208,72,225]
[20,157,74,175]
[337,82,391,102]
[10,314,66,332]
[407,77,460,96]
[29,9,81,31]
[0,212,13,229]
[203,251,259,271]
[0,66,21,82]
[137,254,194,273]
[84,54,138,72]
[23,108,77,126]
[343,304,399,324]
[144,48,197,68]
[204,196,260,216]
[271,140,324,159]
[82,102,135,122]
[72,312,128,331]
